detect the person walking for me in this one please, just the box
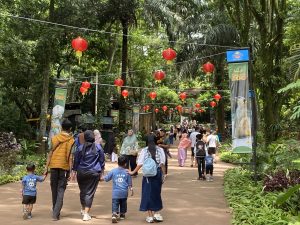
[169,126,174,145]
[44,119,74,221]
[194,134,206,180]
[120,129,139,176]
[157,129,170,175]
[189,127,200,167]
[207,130,220,162]
[129,138,166,223]
[72,130,105,221]
[94,129,103,145]
[177,132,192,167]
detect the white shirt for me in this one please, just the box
[137,147,166,166]
[207,134,218,148]
[189,131,200,147]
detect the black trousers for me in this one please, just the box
[206,164,214,175]
[124,155,138,176]
[77,170,100,208]
[164,150,169,174]
[196,157,205,178]
[50,168,68,218]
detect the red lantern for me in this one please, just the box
[155,108,159,113]
[210,101,217,108]
[162,105,168,112]
[71,37,88,64]
[146,105,150,111]
[202,61,215,75]
[195,103,201,109]
[80,87,88,95]
[179,92,187,102]
[121,90,129,99]
[176,105,183,112]
[214,93,222,102]
[162,48,177,64]
[149,91,157,101]
[114,78,124,87]
[154,70,166,82]
[81,81,91,89]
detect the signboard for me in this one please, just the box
[228,62,252,153]
[226,49,249,63]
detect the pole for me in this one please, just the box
[95,73,98,115]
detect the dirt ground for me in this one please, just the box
[0,145,233,225]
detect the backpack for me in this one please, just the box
[142,149,158,177]
[195,140,206,157]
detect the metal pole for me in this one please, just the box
[95,73,98,115]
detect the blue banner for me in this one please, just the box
[226,49,249,63]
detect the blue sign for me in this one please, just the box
[226,49,249,63]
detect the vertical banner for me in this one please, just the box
[48,80,68,147]
[132,104,140,133]
[228,62,252,153]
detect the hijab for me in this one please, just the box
[81,130,97,157]
[94,129,102,145]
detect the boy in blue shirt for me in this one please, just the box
[21,163,46,219]
[205,151,214,181]
[101,155,133,223]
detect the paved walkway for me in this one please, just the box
[0,146,233,225]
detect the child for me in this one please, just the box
[101,155,133,223]
[21,163,46,219]
[177,132,191,167]
[194,134,206,180]
[205,151,214,181]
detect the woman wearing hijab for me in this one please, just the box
[93,129,103,145]
[120,129,139,176]
[177,132,192,167]
[72,130,105,221]
[129,138,166,223]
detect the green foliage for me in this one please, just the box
[224,168,290,225]
[276,184,300,206]
[19,139,40,160]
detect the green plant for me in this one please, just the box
[19,139,40,159]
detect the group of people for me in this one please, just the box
[177,126,220,181]
[21,119,167,224]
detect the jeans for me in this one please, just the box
[206,164,213,175]
[196,157,205,178]
[112,198,127,214]
[50,168,68,219]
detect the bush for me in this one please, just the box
[224,168,291,225]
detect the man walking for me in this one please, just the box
[44,119,74,220]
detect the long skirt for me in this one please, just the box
[178,148,187,166]
[140,168,163,212]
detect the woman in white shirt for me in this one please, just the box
[129,136,166,223]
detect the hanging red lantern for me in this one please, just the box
[154,70,166,82]
[179,92,187,102]
[214,93,222,102]
[162,48,177,64]
[155,108,159,113]
[149,91,157,101]
[121,90,129,99]
[114,78,124,87]
[80,86,88,95]
[71,37,88,64]
[162,105,168,112]
[202,61,215,75]
[146,105,150,111]
[176,105,183,112]
[81,81,91,89]
[195,103,201,109]
[210,101,217,108]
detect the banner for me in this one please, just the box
[228,62,252,153]
[48,80,68,148]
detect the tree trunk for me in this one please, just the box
[38,0,54,152]
[119,19,129,129]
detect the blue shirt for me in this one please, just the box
[104,167,132,199]
[22,174,44,196]
[73,144,105,172]
[205,155,214,166]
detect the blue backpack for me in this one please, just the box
[142,150,158,177]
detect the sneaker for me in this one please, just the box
[83,213,92,221]
[120,214,125,220]
[146,216,154,223]
[210,177,214,182]
[206,176,211,182]
[153,213,163,222]
[23,210,28,220]
[112,214,118,223]
[80,209,84,215]
[27,212,32,219]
